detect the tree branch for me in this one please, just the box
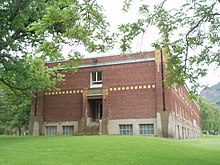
[8,0,29,23]
[159,0,168,8]
[0,77,30,91]
[183,1,219,72]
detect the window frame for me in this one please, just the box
[173,83,177,91]
[63,125,74,135]
[139,124,154,135]
[179,105,182,118]
[90,71,102,88]
[175,101,178,116]
[119,124,133,135]
[46,126,57,136]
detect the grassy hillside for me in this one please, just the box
[0,135,220,165]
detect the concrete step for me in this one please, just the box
[82,125,99,135]
[88,121,99,127]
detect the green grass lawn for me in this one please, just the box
[0,135,220,165]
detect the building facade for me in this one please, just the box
[29,51,201,139]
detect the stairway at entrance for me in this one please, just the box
[83,121,100,135]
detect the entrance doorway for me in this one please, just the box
[95,100,102,120]
[88,99,103,121]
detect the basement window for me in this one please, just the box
[119,124,133,135]
[139,124,154,135]
[46,126,57,136]
[90,71,102,88]
[63,126,74,135]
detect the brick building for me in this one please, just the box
[29,50,201,139]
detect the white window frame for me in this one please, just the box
[182,108,184,118]
[193,119,197,126]
[63,126,74,135]
[175,101,178,116]
[179,87,183,98]
[139,124,154,135]
[90,71,102,88]
[173,83,177,91]
[179,106,182,118]
[119,124,133,135]
[46,126,57,136]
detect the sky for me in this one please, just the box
[71,0,220,87]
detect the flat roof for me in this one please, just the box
[58,57,155,70]
[46,50,155,64]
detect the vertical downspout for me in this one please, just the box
[34,93,37,116]
[160,50,166,111]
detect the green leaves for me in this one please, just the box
[120,0,220,93]
[197,96,220,132]
[0,0,114,95]
[0,88,31,135]
[31,0,114,57]
[0,0,114,133]
[122,0,133,12]
[118,19,145,52]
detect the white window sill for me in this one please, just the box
[90,84,102,88]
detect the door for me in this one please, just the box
[95,101,102,120]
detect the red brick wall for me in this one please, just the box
[169,86,201,127]
[103,62,156,87]
[56,61,156,89]
[39,51,200,127]
[108,89,157,119]
[104,61,157,119]
[42,60,158,122]
[43,93,82,122]
[58,69,90,89]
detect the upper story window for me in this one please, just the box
[175,101,178,116]
[173,83,177,91]
[179,87,182,96]
[90,71,102,88]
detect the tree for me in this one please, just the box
[0,0,114,134]
[0,89,30,135]
[119,0,220,93]
[0,0,113,94]
[197,96,220,133]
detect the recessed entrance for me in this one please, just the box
[88,99,103,121]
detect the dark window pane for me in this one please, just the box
[46,126,57,136]
[92,72,96,81]
[119,124,133,135]
[139,124,154,135]
[63,126,74,135]
[97,72,102,81]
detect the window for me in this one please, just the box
[175,101,178,116]
[46,126,57,136]
[182,91,185,100]
[63,126,74,135]
[179,87,182,96]
[90,71,102,88]
[173,83,177,91]
[193,119,197,126]
[139,124,154,135]
[179,106,182,117]
[177,125,180,139]
[119,124,133,135]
